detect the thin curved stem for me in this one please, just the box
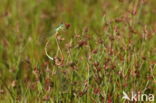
[45,32,64,62]
[45,39,54,61]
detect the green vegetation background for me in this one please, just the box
[0,0,156,102]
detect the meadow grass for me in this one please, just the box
[0,0,156,103]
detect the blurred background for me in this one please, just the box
[0,0,156,102]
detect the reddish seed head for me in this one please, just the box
[132,9,137,15]
[79,90,87,97]
[69,62,77,70]
[42,95,50,101]
[79,91,84,97]
[123,83,128,87]
[142,56,146,60]
[65,23,71,29]
[92,49,98,54]
[93,62,99,67]
[147,76,153,80]
[93,88,100,95]
[98,39,103,44]
[29,82,36,90]
[104,64,109,70]
[78,40,87,47]
[107,97,113,103]
[115,18,123,23]
[96,67,101,72]
[54,57,64,66]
